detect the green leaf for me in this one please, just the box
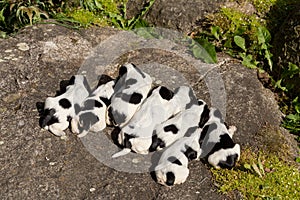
[274,79,287,91]
[292,96,300,114]
[239,53,258,69]
[257,26,271,44]
[234,35,246,51]
[211,26,220,40]
[193,38,217,64]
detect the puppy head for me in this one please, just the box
[155,164,189,186]
[208,143,240,169]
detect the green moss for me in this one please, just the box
[212,149,300,199]
[66,9,108,27]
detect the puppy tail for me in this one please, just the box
[112,148,131,158]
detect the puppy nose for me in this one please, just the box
[217,154,238,169]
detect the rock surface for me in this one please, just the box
[0,23,298,199]
[126,0,225,34]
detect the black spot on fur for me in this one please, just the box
[149,134,165,152]
[198,105,210,128]
[78,112,99,132]
[59,98,72,109]
[81,99,103,110]
[129,93,143,104]
[218,154,238,169]
[213,109,223,121]
[82,76,92,94]
[100,97,110,106]
[119,66,128,77]
[107,107,127,126]
[39,108,59,128]
[198,100,204,105]
[184,126,198,137]
[69,76,75,85]
[206,134,236,158]
[166,172,175,186]
[147,86,159,98]
[74,103,81,114]
[224,121,229,129]
[185,88,198,109]
[123,133,135,149]
[163,124,179,134]
[96,74,113,87]
[168,156,182,166]
[111,127,122,147]
[159,86,174,100]
[199,123,218,146]
[183,145,198,161]
[125,78,137,86]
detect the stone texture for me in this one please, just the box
[0,23,298,199]
[126,0,225,34]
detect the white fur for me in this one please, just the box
[106,63,152,127]
[113,86,197,157]
[155,128,202,186]
[200,108,241,168]
[153,101,207,150]
[42,75,90,137]
[71,80,115,137]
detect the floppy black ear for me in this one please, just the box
[36,102,45,116]
[183,145,198,161]
[96,74,114,87]
[39,108,58,128]
[149,134,165,152]
[217,154,238,169]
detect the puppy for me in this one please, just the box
[106,63,152,127]
[150,99,210,151]
[71,75,115,137]
[199,108,240,169]
[39,75,91,137]
[155,128,202,186]
[112,85,198,158]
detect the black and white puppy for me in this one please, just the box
[199,108,240,169]
[71,75,115,137]
[112,85,198,158]
[39,75,91,137]
[154,128,202,186]
[106,63,152,127]
[150,99,210,151]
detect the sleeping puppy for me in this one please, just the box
[71,75,115,137]
[199,108,240,169]
[39,75,91,137]
[112,85,198,158]
[106,63,152,127]
[150,99,210,151]
[154,128,202,186]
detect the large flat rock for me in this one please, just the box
[0,24,298,199]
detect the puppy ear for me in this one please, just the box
[149,134,165,152]
[96,74,114,87]
[39,108,58,128]
[36,102,45,115]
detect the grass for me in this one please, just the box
[212,149,300,199]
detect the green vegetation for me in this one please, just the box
[193,0,300,142]
[0,0,155,36]
[212,149,300,199]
